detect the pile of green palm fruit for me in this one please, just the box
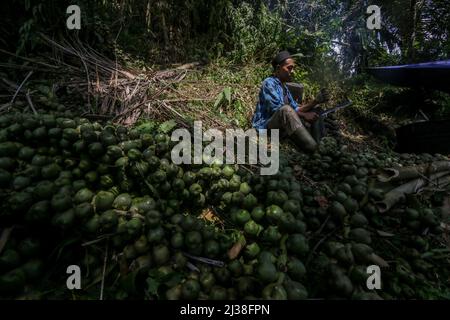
[0,110,449,300]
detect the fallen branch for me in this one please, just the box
[10,70,33,104]
[25,90,38,115]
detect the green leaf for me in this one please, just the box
[163,272,184,287]
[146,276,160,298]
[214,92,225,109]
[158,120,177,133]
[223,87,232,105]
[135,122,156,134]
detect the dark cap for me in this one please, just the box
[272,50,292,69]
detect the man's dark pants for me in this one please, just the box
[266,105,319,152]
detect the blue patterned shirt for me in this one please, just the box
[252,76,299,130]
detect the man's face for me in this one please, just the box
[277,58,295,82]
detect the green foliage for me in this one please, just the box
[214,87,233,110]
[158,120,178,134]
[225,3,283,63]
[135,122,157,135]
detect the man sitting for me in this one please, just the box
[252,51,329,152]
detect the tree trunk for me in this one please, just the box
[407,0,424,62]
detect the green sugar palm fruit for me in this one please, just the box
[52,208,75,230]
[239,182,251,195]
[165,285,182,300]
[0,249,21,273]
[332,272,354,297]
[222,165,234,178]
[349,228,372,245]
[180,214,197,231]
[123,245,137,260]
[25,200,50,223]
[287,257,307,281]
[126,218,143,237]
[262,283,287,300]
[405,208,420,220]
[352,184,367,200]
[251,206,265,222]
[51,193,72,212]
[17,146,35,161]
[99,210,119,231]
[261,226,282,244]
[18,238,41,258]
[185,231,202,248]
[75,202,94,220]
[8,191,33,213]
[334,244,355,266]
[351,243,374,263]
[12,176,31,191]
[41,163,62,180]
[234,209,251,226]
[100,131,117,147]
[209,286,228,300]
[0,142,19,157]
[99,175,114,189]
[328,201,347,220]
[0,157,15,170]
[181,279,201,300]
[84,214,101,234]
[266,205,284,224]
[227,260,244,277]
[343,197,359,214]
[259,250,277,264]
[350,213,369,228]
[201,224,216,240]
[0,269,26,296]
[199,272,216,292]
[287,234,309,256]
[243,194,258,209]
[74,188,94,204]
[283,200,301,215]
[257,261,278,284]
[244,242,261,259]
[112,193,132,211]
[284,279,308,300]
[244,220,264,237]
[231,191,244,206]
[116,216,128,234]
[213,267,231,286]
[173,251,187,270]
[21,259,44,281]
[72,179,87,191]
[203,240,220,258]
[133,235,149,255]
[145,210,161,228]
[333,191,348,203]
[153,245,170,266]
[146,226,165,243]
[236,276,257,296]
[94,191,115,212]
[106,145,123,160]
[170,232,184,249]
[0,168,12,187]
[349,265,369,285]
[88,142,104,157]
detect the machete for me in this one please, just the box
[319,100,353,116]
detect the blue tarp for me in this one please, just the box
[366,60,450,93]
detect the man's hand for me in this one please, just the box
[314,88,330,104]
[298,111,319,122]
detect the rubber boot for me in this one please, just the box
[310,116,325,142]
[290,125,317,153]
